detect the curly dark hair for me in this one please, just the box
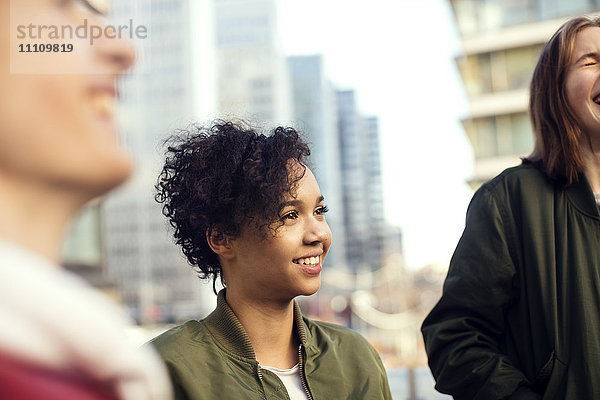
[155,121,311,291]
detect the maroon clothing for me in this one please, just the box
[0,354,119,400]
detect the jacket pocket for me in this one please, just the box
[537,351,567,400]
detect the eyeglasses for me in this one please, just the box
[79,0,110,16]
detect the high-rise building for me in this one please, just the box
[336,90,369,272]
[214,0,292,125]
[362,116,386,266]
[103,0,217,323]
[336,90,386,272]
[450,0,600,185]
[287,55,347,270]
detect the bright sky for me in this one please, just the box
[278,0,475,269]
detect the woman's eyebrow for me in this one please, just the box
[282,199,302,207]
[282,195,324,208]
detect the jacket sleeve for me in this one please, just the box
[353,330,393,399]
[163,362,190,400]
[370,344,393,400]
[421,187,541,400]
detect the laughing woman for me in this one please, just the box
[0,1,171,399]
[422,16,600,399]
[151,121,392,400]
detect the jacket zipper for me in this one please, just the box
[256,365,268,400]
[298,345,314,400]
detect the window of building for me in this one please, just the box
[466,116,497,158]
[460,45,542,96]
[466,112,534,159]
[476,116,498,158]
[452,0,478,36]
[459,52,493,96]
[501,0,536,27]
[451,0,595,36]
[538,0,594,20]
[453,0,533,36]
[510,112,534,154]
[505,45,543,90]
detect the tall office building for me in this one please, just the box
[336,90,386,272]
[287,55,347,270]
[362,116,386,266]
[102,0,217,323]
[214,0,292,125]
[450,0,600,185]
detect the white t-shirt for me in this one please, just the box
[0,239,172,400]
[261,363,309,400]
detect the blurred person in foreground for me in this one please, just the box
[0,1,171,399]
[422,16,600,400]
[150,121,392,400]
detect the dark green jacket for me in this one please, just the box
[150,290,392,400]
[422,164,600,400]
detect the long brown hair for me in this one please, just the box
[526,16,600,186]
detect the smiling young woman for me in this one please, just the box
[151,121,392,400]
[422,16,600,400]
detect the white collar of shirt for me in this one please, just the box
[260,363,309,400]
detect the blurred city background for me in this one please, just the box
[60,0,600,398]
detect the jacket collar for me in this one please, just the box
[203,289,311,360]
[565,173,600,218]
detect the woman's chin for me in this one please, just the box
[69,154,133,199]
[298,281,321,298]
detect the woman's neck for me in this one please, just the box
[0,178,84,264]
[225,288,299,369]
[582,144,600,192]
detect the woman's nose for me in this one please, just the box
[95,23,136,74]
[305,219,331,245]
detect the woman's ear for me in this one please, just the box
[206,228,234,259]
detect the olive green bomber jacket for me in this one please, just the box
[150,290,392,400]
[422,164,600,399]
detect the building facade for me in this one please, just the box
[214,0,292,125]
[336,90,386,273]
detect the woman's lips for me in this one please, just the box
[90,93,115,120]
[294,258,322,275]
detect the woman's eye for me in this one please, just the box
[282,210,299,220]
[315,205,329,215]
